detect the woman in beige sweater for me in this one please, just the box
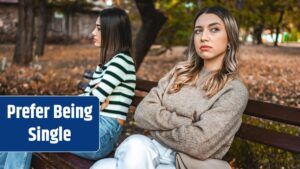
[91,6,248,169]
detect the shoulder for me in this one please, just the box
[209,78,249,111]
[163,67,176,80]
[223,78,249,101]
[157,68,175,86]
[111,52,135,66]
[105,53,135,72]
[228,78,247,92]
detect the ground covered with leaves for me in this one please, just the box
[0,44,299,168]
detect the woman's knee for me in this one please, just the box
[115,134,154,156]
[122,134,151,146]
[114,135,160,169]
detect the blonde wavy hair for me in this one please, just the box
[168,6,240,97]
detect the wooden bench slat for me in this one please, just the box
[32,153,56,169]
[78,79,157,92]
[136,79,157,92]
[132,96,143,107]
[236,123,300,153]
[245,100,300,127]
[32,153,93,169]
[57,153,93,169]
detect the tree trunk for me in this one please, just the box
[274,10,284,47]
[13,0,34,65]
[35,0,47,57]
[134,0,167,70]
[254,23,264,45]
[65,11,70,39]
[64,12,70,44]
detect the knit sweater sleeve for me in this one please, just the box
[90,55,129,104]
[134,70,193,130]
[150,80,249,160]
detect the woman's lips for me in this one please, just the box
[200,45,211,51]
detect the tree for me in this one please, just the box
[134,0,167,69]
[35,0,48,57]
[232,0,299,46]
[274,9,284,46]
[13,0,34,65]
[155,1,199,48]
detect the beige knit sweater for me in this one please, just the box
[134,68,248,160]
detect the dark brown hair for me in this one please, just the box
[99,7,132,65]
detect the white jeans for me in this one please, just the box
[90,134,176,169]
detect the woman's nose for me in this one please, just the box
[200,30,209,42]
[91,27,97,36]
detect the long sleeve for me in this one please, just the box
[134,69,193,131]
[90,55,131,104]
[150,80,249,160]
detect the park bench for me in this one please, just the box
[31,70,300,169]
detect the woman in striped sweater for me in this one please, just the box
[73,7,136,160]
[0,7,135,169]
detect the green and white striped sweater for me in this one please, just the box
[82,53,136,120]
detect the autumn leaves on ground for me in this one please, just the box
[0,44,299,107]
[0,44,300,167]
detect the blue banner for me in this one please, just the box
[0,96,99,152]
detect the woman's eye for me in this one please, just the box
[211,28,219,32]
[96,25,101,31]
[194,29,202,34]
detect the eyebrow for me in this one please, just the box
[194,22,221,28]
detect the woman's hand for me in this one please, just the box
[101,99,110,110]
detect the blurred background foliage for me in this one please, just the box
[150,0,300,47]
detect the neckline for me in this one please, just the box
[201,67,213,75]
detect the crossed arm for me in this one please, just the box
[134,72,249,160]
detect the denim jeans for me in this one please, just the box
[0,152,32,169]
[73,115,123,160]
[0,116,122,169]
